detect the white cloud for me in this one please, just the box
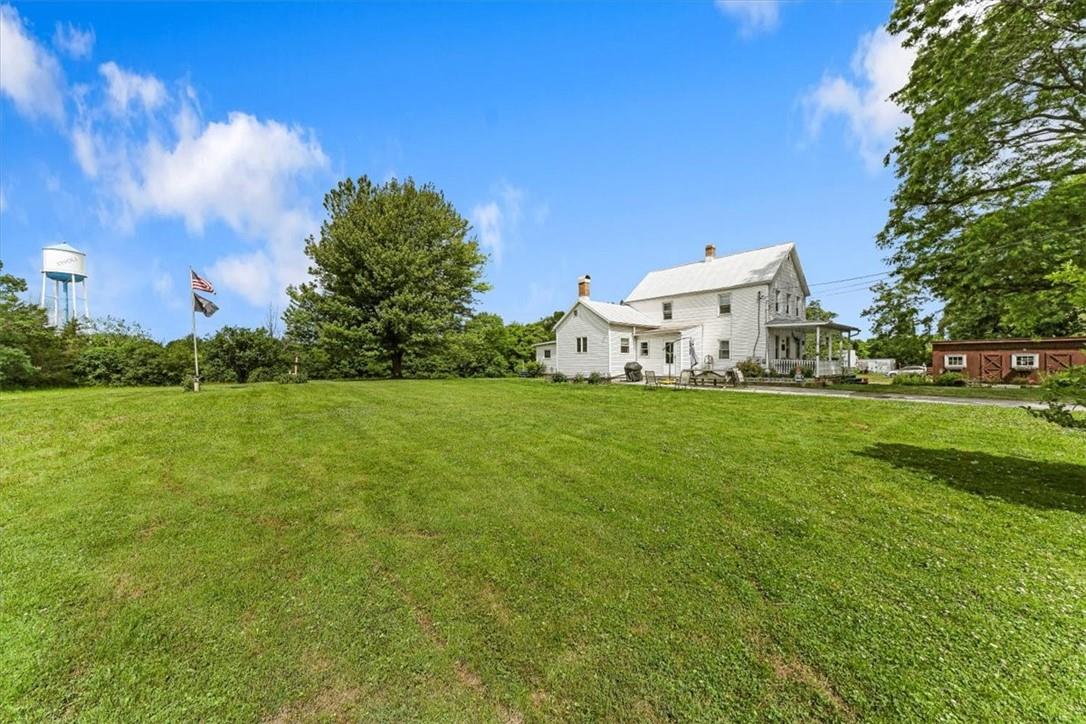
[804,26,915,168]
[119,113,327,305]
[472,201,503,263]
[471,181,527,265]
[0,4,65,121]
[149,259,182,310]
[99,62,166,115]
[714,0,780,36]
[53,21,94,59]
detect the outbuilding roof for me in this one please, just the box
[625,243,806,302]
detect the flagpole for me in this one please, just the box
[190,267,201,392]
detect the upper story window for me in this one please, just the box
[640,341,649,357]
[662,301,673,320]
[774,290,780,313]
[620,337,630,354]
[718,293,731,315]
[944,354,964,369]
[576,336,589,353]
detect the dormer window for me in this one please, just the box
[662,301,672,320]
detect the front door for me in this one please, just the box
[980,352,1004,381]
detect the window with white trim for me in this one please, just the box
[664,342,674,364]
[718,293,731,315]
[944,354,965,369]
[775,290,780,313]
[785,294,792,316]
[662,301,673,320]
[1012,353,1038,370]
[640,341,649,357]
[718,339,730,359]
[620,337,630,354]
[576,337,588,353]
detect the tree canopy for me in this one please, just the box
[287,177,489,377]
[876,0,1086,339]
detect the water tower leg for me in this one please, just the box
[40,273,46,308]
[83,281,90,319]
[53,280,60,327]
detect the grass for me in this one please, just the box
[2,380,1084,721]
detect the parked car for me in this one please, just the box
[887,365,929,377]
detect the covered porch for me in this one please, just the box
[764,319,860,377]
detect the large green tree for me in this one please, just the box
[0,263,74,388]
[862,280,934,365]
[878,0,1086,338]
[287,177,489,378]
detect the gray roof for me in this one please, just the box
[765,319,859,332]
[625,243,805,302]
[579,299,657,327]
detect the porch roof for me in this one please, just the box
[765,319,860,333]
[632,324,692,337]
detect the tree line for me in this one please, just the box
[1,260,562,390]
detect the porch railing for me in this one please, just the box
[766,358,844,377]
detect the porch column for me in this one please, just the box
[815,326,821,376]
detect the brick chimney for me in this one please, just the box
[578,274,591,298]
[705,244,716,262]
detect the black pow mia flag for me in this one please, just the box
[193,293,219,318]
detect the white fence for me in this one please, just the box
[766,358,844,377]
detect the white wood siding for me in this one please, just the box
[767,257,807,360]
[534,343,557,373]
[769,256,806,322]
[608,329,639,377]
[626,284,769,370]
[554,304,611,375]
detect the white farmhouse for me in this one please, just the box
[533,243,857,378]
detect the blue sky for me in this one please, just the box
[0,1,914,340]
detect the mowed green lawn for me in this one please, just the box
[2,380,1084,722]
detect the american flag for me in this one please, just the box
[191,269,215,293]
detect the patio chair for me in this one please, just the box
[731,368,745,386]
[644,370,659,389]
[676,370,693,389]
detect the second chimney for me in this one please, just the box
[705,244,716,262]
[578,274,591,298]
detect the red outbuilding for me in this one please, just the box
[931,337,1086,384]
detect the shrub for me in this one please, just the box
[550,371,567,383]
[248,367,277,383]
[891,373,929,386]
[1029,366,1086,430]
[518,360,545,378]
[934,372,966,387]
[571,373,586,384]
[736,359,764,378]
[587,371,605,385]
[277,371,309,384]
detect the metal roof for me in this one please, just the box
[579,299,658,327]
[765,319,860,332]
[625,243,803,302]
[530,340,557,347]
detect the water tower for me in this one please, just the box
[40,243,89,327]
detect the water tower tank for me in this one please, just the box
[43,243,87,281]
